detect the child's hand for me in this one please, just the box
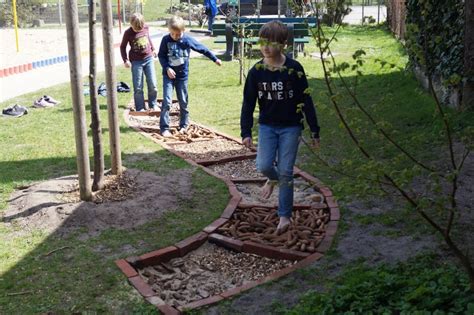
[310,138,320,150]
[152,50,157,58]
[242,137,253,148]
[215,59,222,66]
[167,68,176,79]
[124,61,131,68]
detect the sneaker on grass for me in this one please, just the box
[2,104,28,117]
[43,95,60,105]
[33,97,54,108]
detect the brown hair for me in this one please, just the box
[259,20,288,45]
[168,15,186,31]
[130,13,145,30]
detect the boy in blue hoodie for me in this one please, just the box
[158,16,222,137]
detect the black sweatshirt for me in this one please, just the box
[240,57,320,139]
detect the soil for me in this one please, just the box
[2,105,472,314]
[2,168,194,239]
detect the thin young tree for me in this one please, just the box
[463,0,474,109]
[89,0,105,191]
[64,0,93,201]
[100,0,122,175]
[308,5,474,290]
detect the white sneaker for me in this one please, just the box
[152,105,160,111]
[43,95,60,105]
[178,127,187,134]
[161,130,172,138]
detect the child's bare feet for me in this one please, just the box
[261,180,277,199]
[276,216,290,235]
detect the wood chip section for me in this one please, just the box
[139,243,295,307]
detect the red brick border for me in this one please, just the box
[174,232,208,256]
[119,109,341,313]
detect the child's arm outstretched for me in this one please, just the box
[187,36,222,66]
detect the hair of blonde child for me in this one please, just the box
[259,20,288,45]
[130,12,145,30]
[168,15,186,31]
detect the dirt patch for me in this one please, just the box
[139,242,295,308]
[2,168,194,239]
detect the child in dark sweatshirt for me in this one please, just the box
[240,20,321,233]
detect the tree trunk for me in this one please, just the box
[463,0,474,110]
[64,0,92,201]
[100,0,122,175]
[89,0,105,191]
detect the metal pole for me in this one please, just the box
[377,0,380,24]
[123,0,126,24]
[362,0,365,24]
[188,0,191,26]
[58,0,63,26]
[278,0,281,18]
[117,0,122,33]
[12,0,19,52]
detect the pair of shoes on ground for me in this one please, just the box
[2,104,28,117]
[33,95,60,108]
[98,81,131,96]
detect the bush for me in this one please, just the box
[0,0,44,27]
[285,256,474,314]
[167,3,207,26]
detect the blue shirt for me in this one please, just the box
[158,33,218,80]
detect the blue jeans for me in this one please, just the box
[160,76,188,132]
[256,124,302,218]
[208,14,215,32]
[131,56,158,111]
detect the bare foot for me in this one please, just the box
[276,216,291,235]
[261,180,277,199]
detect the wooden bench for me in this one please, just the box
[213,17,316,60]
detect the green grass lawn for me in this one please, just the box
[1,24,473,313]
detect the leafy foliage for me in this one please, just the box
[0,0,44,27]
[167,2,207,26]
[405,0,465,87]
[285,256,474,314]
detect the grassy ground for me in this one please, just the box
[1,24,473,313]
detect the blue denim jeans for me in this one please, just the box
[208,14,215,32]
[131,56,158,111]
[256,124,302,218]
[160,76,189,132]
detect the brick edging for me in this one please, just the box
[120,108,340,314]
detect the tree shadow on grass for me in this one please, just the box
[0,150,228,313]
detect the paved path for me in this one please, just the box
[0,26,170,103]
